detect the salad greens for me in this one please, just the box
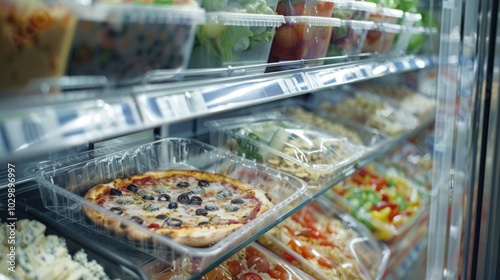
[202,0,275,14]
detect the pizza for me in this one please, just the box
[83,170,274,247]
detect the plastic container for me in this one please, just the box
[0,0,77,92]
[393,25,425,54]
[258,199,391,280]
[325,164,429,244]
[269,16,340,65]
[206,112,366,187]
[276,0,335,17]
[200,0,278,13]
[381,7,404,24]
[401,12,422,27]
[361,23,383,53]
[66,3,204,82]
[326,19,374,57]
[36,138,308,275]
[0,204,148,279]
[311,87,420,137]
[379,23,401,53]
[332,1,377,20]
[188,13,284,73]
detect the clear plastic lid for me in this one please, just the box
[404,12,422,22]
[380,22,401,33]
[333,0,378,12]
[381,7,404,18]
[205,12,285,27]
[284,16,341,27]
[258,199,391,280]
[340,19,376,29]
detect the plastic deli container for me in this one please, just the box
[206,113,366,187]
[66,4,204,82]
[269,16,340,65]
[36,138,308,274]
[200,0,278,13]
[361,23,383,53]
[325,164,429,244]
[189,13,284,73]
[276,0,335,17]
[134,0,201,6]
[0,0,77,92]
[258,199,391,280]
[326,19,374,57]
[332,1,377,21]
[379,23,401,53]
[393,25,425,54]
[0,204,148,279]
[311,87,420,137]
[381,7,404,24]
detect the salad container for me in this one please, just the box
[310,87,420,137]
[325,164,430,244]
[133,0,201,6]
[206,112,366,188]
[200,0,279,14]
[393,25,425,54]
[0,0,77,93]
[326,19,375,57]
[258,199,391,280]
[269,16,340,66]
[361,23,383,53]
[381,7,404,24]
[332,1,377,20]
[378,23,401,53]
[189,13,284,73]
[36,138,308,276]
[66,3,204,82]
[276,0,335,17]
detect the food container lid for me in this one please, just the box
[333,0,378,12]
[205,12,285,27]
[408,26,426,34]
[340,19,376,29]
[284,16,341,27]
[404,12,422,22]
[381,22,402,33]
[381,7,404,18]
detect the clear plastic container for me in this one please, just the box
[276,0,335,17]
[393,25,425,54]
[325,164,430,244]
[36,138,308,275]
[326,19,374,57]
[132,0,201,6]
[381,7,404,24]
[402,12,422,27]
[188,13,284,73]
[269,16,340,65]
[66,3,204,82]
[311,87,420,137]
[0,0,77,92]
[258,199,391,280]
[200,0,279,14]
[379,23,401,53]
[206,112,366,187]
[332,1,377,20]
[361,23,383,53]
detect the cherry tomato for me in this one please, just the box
[245,246,264,261]
[301,246,315,259]
[287,239,302,255]
[273,25,299,51]
[291,2,305,15]
[315,2,334,16]
[247,256,270,273]
[241,272,263,280]
[268,269,283,280]
[226,260,244,277]
[318,257,336,269]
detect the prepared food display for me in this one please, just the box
[258,200,390,280]
[276,0,335,17]
[66,3,204,81]
[189,13,284,72]
[326,164,428,243]
[269,16,340,66]
[326,20,374,57]
[206,113,365,187]
[201,0,277,13]
[332,1,377,21]
[378,23,401,53]
[0,0,77,92]
[313,87,420,136]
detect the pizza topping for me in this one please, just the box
[178,193,191,205]
[265,193,272,202]
[217,190,233,199]
[147,223,161,229]
[177,182,190,188]
[154,186,171,194]
[109,188,123,196]
[167,218,183,228]
[231,198,245,204]
[190,188,206,195]
[198,180,210,187]
[190,196,203,205]
[127,184,139,193]
[137,189,154,197]
[241,272,263,280]
[156,214,169,220]
[158,194,171,202]
[143,203,160,212]
[168,202,179,209]
[204,202,219,211]
[130,216,144,225]
[209,216,221,224]
[110,207,123,215]
[198,221,210,226]
[142,195,155,201]
[116,197,134,205]
[225,205,240,212]
[195,209,208,216]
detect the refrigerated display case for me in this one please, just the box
[0,0,499,279]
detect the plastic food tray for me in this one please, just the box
[276,0,335,17]
[326,19,375,57]
[332,0,377,21]
[66,3,204,82]
[201,0,279,14]
[206,112,366,188]
[36,138,308,275]
[189,13,284,74]
[0,204,148,279]
[325,164,430,245]
[310,86,420,137]
[258,199,391,280]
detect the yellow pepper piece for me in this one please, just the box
[370,207,392,223]
[373,226,394,241]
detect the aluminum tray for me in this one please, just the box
[36,138,308,277]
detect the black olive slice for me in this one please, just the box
[167,218,183,228]
[109,188,122,196]
[158,194,170,202]
[130,216,144,225]
[176,182,189,188]
[142,195,155,200]
[231,198,244,204]
[110,207,123,215]
[195,209,208,216]
[156,214,168,220]
[225,205,239,212]
[127,184,138,193]
[177,193,190,205]
[198,221,210,226]
[198,180,210,187]
[168,202,178,209]
[189,196,203,205]
[204,202,219,211]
